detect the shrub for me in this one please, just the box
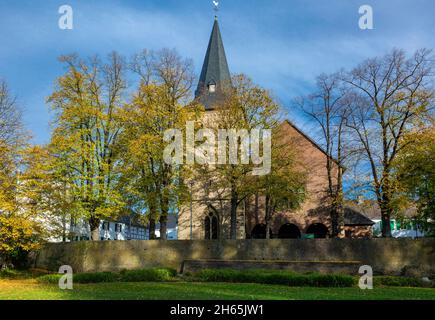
[0,215,42,269]
[0,268,21,279]
[37,273,63,284]
[374,276,433,288]
[195,269,355,287]
[0,268,49,279]
[73,272,119,283]
[120,268,177,282]
[38,272,118,284]
[37,268,178,284]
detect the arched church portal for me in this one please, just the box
[278,223,301,239]
[251,224,273,239]
[306,223,329,239]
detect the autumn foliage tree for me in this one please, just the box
[118,49,200,239]
[47,53,127,240]
[344,49,434,237]
[255,127,307,239]
[393,124,435,235]
[207,74,288,239]
[0,80,41,266]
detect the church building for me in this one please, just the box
[177,17,374,240]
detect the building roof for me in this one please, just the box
[344,207,375,226]
[346,201,418,220]
[195,17,232,110]
[116,213,178,229]
[116,214,145,228]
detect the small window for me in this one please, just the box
[102,222,109,231]
[208,81,216,93]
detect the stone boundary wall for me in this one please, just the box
[32,239,435,276]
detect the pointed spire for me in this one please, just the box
[195,18,231,110]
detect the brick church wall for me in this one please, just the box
[178,118,352,239]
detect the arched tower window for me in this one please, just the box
[207,80,216,93]
[204,212,219,239]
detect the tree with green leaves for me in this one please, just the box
[393,124,435,235]
[207,74,282,239]
[0,80,41,267]
[256,127,307,239]
[47,53,127,240]
[118,49,201,239]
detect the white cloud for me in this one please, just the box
[0,0,434,143]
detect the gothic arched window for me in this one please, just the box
[204,212,219,240]
[204,216,211,240]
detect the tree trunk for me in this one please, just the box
[380,205,392,238]
[230,189,238,240]
[149,218,156,240]
[159,194,169,240]
[89,217,100,241]
[265,220,271,239]
[331,207,338,237]
[62,216,67,242]
[254,192,259,225]
[336,203,345,238]
[265,194,271,239]
[159,215,167,240]
[331,204,345,238]
[336,167,345,238]
[380,187,393,238]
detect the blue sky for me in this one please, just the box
[0,0,434,144]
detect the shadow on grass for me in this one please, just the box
[2,280,433,301]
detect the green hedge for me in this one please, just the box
[195,269,356,287]
[37,273,63,284]
[120,268,177,282]
[32,268,435,288]
[0,268,21,279]
[37,268,177,284]
[374,276,434,288]
[0,268,50,280]
[74,272,119,283]
[37,272,118,284]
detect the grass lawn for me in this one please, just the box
[1,279,434,300]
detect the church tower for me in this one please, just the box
[195,17,232,110]
[178,15,373,241]
[177,17,246,241]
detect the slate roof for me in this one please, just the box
[344,207,375,226]
[195,18,232,110]
[346,201,418,220]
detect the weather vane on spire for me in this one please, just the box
[213,1,219,15]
